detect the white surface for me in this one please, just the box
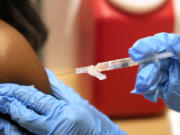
[168,110,180,135]
[108,0,166,15]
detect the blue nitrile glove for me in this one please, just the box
[128,32,180,112]
[0,69,126,135]
[0,116,31,135]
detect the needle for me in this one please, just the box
[56,52,174,80]
[56,71,74,76]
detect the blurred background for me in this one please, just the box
[37,0,180,134]
[42,0,79,70]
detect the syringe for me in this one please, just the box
[75,52,174,80]
[56,52,174,80]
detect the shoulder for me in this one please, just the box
[0,20,50,93]
[0,20,32,52]
[0,20,37,71]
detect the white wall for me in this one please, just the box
[42,0,81,71]
[173,0,180,35]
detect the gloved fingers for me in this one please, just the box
[0,117,17,134]
[165,33,180,58]
[0,116,30,135]
[45,68,85,104]
[133,63,161,93]
[164,82,180,112]
[0,96,39,124]
[161,61,180,112]
[129,33,170,62]
[160,60,180,101]
[131,62,169,102]
[168,60,180,86]
[0,83,67,115]
[0,96,48,135]
[164,71,180,112]
[142,86,161,102]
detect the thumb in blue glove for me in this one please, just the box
[128,32,180,112]
[45,68,126,134]
[45,68,86,105]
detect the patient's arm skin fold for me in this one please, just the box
[0,20,50,93]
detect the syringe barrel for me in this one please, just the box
[76,52,174,74]
[96,58,138,71]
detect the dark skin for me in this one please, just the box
[0,20,50,93]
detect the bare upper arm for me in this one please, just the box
[0,20,50,93]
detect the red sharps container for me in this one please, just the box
[77,0,174,117]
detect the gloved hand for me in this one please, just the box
[0,116,31,135]
[0,69,126,135]
[128,32,180,112]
